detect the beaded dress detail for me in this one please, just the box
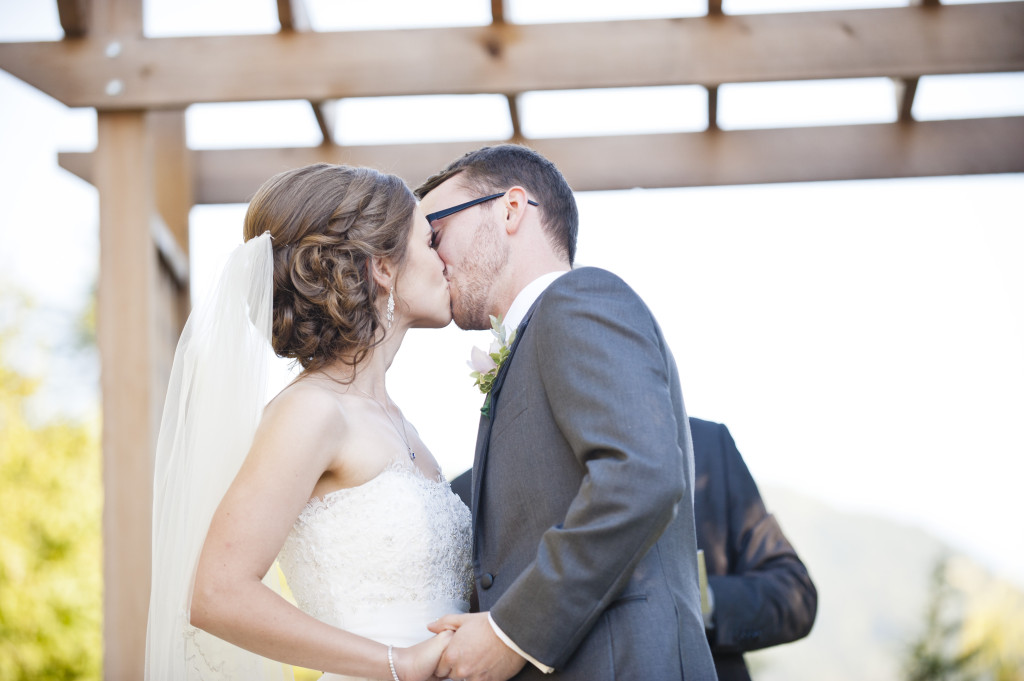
[278,463,472,680]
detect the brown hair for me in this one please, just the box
[243,163,416,372]
[414,144,579,265]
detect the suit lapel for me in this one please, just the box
[470,299,541,529]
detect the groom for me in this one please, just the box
[418,145,717,680]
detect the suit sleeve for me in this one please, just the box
[449,468,472,509]
[707,424,818,653]
[489,270,687,668]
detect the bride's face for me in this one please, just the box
[393,211,452,329]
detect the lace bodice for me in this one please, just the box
[277,464,473,643]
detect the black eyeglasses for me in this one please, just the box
[426,192,539,231]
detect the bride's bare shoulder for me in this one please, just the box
[260,378,354,437]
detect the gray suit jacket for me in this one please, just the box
[471,267,717,680]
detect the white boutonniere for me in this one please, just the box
[468,315,516,416]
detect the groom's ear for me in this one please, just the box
[502,186,530,235]
[369,256,395,290]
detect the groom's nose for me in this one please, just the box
[437,251,453,274]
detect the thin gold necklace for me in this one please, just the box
[351,386,416,461]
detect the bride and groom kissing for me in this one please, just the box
[146,144,718,680]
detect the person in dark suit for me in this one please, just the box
[418,144,717,680]
[689,418,817,680]
[451,418,817,681]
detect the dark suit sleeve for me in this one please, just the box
[702,423,817,653]
[489,270,687,667]
[449,468,472,509]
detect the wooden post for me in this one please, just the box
[96,106,193,681]
[88,3,193,678]
[96,109,158,681]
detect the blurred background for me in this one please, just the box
[1,0,1023,679]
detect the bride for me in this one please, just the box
[145,163,471,680]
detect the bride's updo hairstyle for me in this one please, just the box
[242,163,416,372]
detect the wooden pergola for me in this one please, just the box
[2,0,1023,677]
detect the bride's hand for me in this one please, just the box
[393,630,454,681]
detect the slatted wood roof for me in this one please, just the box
[3,0,1023,196]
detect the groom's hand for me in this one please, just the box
[429,612,527,681]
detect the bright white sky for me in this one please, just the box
[1,0,1023,588]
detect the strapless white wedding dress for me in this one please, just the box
[277,463,473,681]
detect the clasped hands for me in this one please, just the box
[426,611,527,681]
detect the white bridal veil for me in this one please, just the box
[145,232,290,680]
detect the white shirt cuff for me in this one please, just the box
[487,613,555,674]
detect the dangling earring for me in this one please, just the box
[386,287,395,328]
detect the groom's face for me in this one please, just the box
[421,177,509,331]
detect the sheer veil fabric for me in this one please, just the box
[145,232,290,680]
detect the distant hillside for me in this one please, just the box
[741,485,1010,681]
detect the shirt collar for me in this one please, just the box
[502,270,568,333]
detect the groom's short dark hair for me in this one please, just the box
[415,144,579,266]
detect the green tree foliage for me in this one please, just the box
[903,555,1024,681]
[0,328,102,680]
[956,558,1024,681]
[904,557,981,681]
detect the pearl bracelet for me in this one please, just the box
[387,644,401,681]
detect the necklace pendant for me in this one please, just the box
[408,449,416,461]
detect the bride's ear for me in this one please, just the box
[369,256,396,291]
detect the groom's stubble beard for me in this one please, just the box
[451,216,509,331]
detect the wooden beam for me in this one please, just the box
[148,114,192,466]
[147,109,192,340]
[57,0,91,38]
[148,110,191,250]
[276,0,310,31]
[506,93,522,141]
[275,0,336,144]
[150,214,189,288]
[531,118,1024,190]
[707,85,719,131]
[707,0,722,136]
[95,110,155,681]
[491,0,507,24]
[894,77,920,123]
[895,0,936,127]
[90,0,142,37]
[200,117,1024,193]
[59,116,1024,198]
[5,4,1023,110]
[310,99,337,144]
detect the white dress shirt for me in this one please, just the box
[486,269,567,674]
[501,270,568,333]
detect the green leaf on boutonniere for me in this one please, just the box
[468,315,517,413]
